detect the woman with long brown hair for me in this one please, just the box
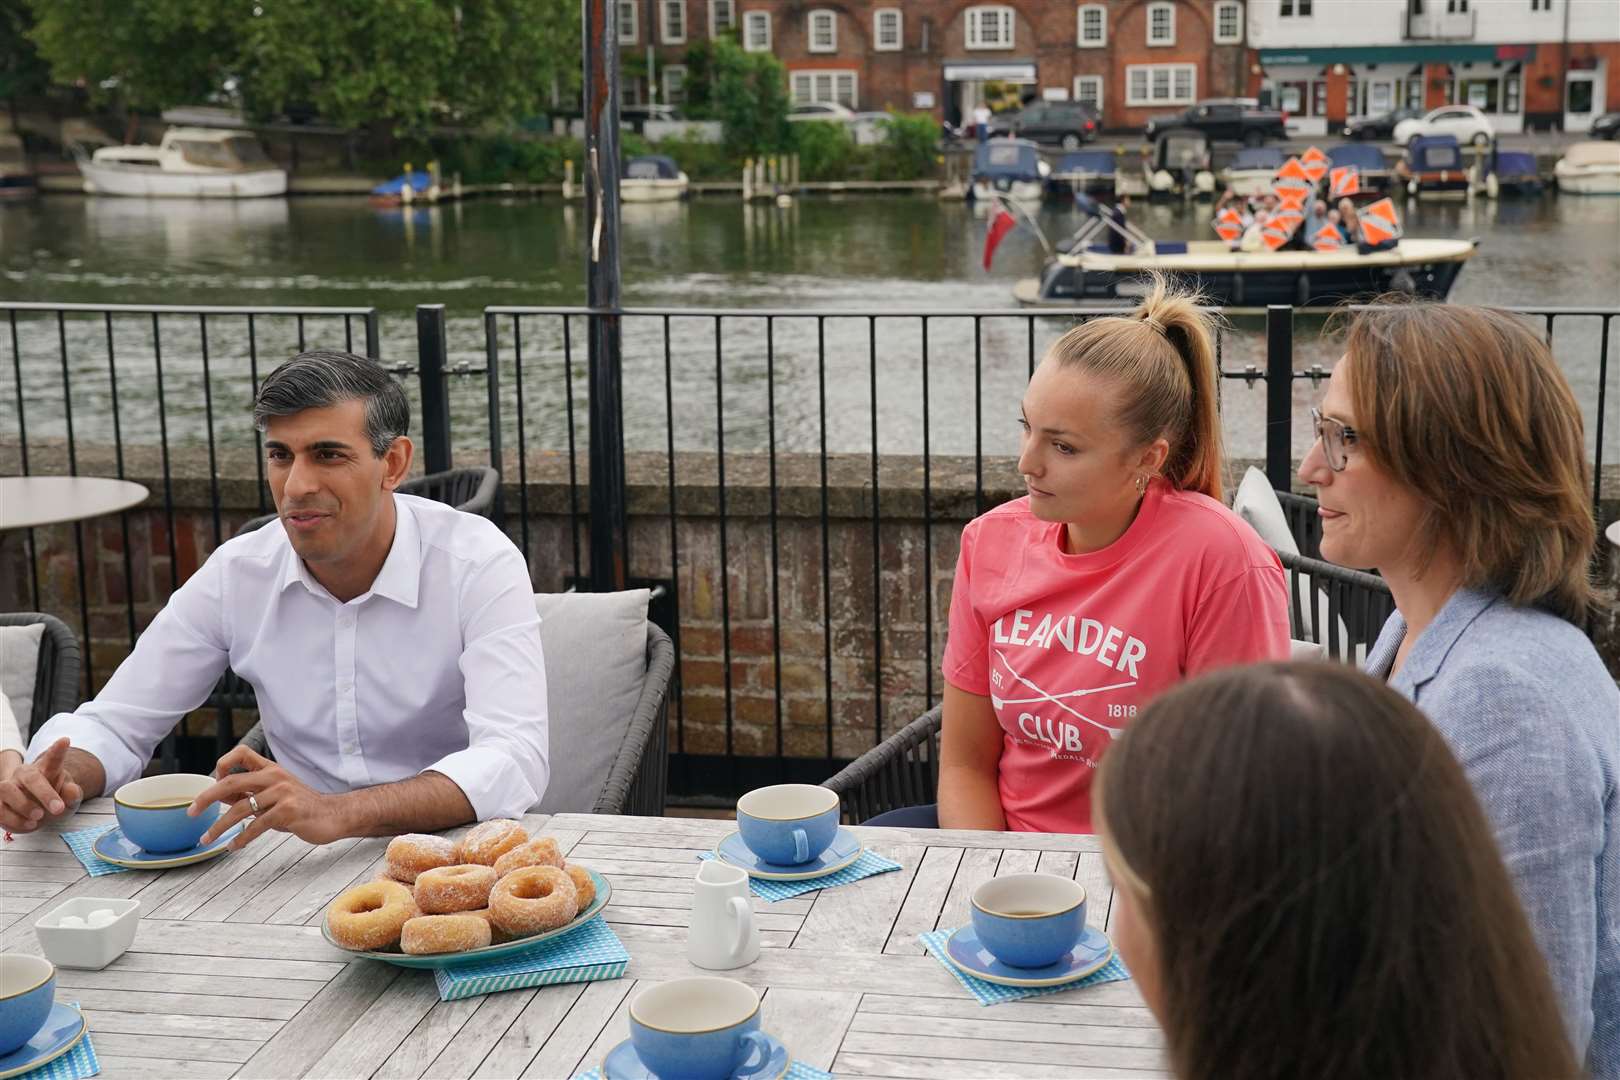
[1096,662,1581,1080]
[1299,301,1617,1075]
[931,276,1289,833]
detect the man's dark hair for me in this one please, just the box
[252,350,410,457]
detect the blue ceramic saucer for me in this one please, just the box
[92,821,245,870]
[943,923,1114,988]
[602,1031,790,1080]
[714,828,862,881]
[0,1002,86,1080]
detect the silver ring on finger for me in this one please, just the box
[248,792,261,815]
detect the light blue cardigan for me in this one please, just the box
[1367,587,1619,1078]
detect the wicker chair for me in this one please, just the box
[1278,549,1396,663]
[0,612,82,742]
[822,704,943,825]
[234,465,501,537]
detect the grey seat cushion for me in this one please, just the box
[531,589,651,813]
[0,622,44,736]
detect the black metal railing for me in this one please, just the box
[3,299,1614,799]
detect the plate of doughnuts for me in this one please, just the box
[320,820,613,969]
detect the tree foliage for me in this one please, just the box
[0,0,52,101]
[706,37,789,157]
[22,0,581,132]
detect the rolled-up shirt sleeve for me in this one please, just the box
[27,555,231,793]
[422,545,548,820]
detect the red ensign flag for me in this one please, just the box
[983,208,1018,270]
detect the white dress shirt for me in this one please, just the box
[26,493,549,820]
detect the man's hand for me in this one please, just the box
[190,746,351,851]
[0,739,84,834]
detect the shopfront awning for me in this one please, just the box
[1259,43,1535,66]
[944,61,1037,83]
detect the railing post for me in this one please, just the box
[1265,304,1294,491]
[483,310,506,528]
[416,304,452,475]
[363,310,380,361]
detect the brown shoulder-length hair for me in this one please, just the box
[1045,274,1225,500]
[1095,662,1579,1080]
[1339,300,1595,622]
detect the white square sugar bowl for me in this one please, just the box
[34,897,141,970]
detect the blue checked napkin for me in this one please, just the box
[573,1059,832,1080]
[60,824,127,877]
[919,928,1131,1006]
[433,916,629,1001]
[696,851,901,902]
[8,1002,100,1080]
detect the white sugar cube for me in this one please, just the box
[58,915,85,928]
[87,909,117,928]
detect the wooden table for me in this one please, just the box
[0,807,1166,1079]
[0,476,150,530]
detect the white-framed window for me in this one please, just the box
[1073,75,1104,114]
[1214,1,1242,43]
[662,64,687,105]
[710,0,735,36]
[617,0,638,45]
[660,0,685,43]
[1126,63,1196,106]
[743,10,771,51]
[965,5,1015,49]
[1280,0,1313,15]
[1147,2,1174,45]
[874,7,902,51]
[790,70,858,108]
[808,9,837,52]
[1077,4,1106,47]
[1530,0,1552,9]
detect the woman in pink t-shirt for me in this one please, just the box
[938,278,1290,833]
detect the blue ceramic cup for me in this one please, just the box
[970,873,1088,969]
[628,976,772,1080]
[0,953,56,1056]
[115,774,220,854]
[735,784,840,866]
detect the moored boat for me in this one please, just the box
[1048,149,1116,195]
[970,139,1048,206]
[1396,135,1469,199]
[78,127,286,198]
[1475,149,1543,198]
[621,155,689,202]
[1326,143,1392,198]
[1219,147,1284,197]
[1554,141,1620,195]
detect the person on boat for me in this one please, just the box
[921,277,1289,834]
[1096,661,1581,1080]
[1214,190,1254,252]
[1300,301,1618,1076]
[1293,199,1331,252]
[1107,195,1132,254]
[1335,198,1362,245]
[1238,210,1270,252]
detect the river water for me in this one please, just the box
[3,193,1616,462]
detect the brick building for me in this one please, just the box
[618,1,1253,132]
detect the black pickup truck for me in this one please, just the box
[1145,99,1288,146]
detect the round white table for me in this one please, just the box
[0,476,150,530]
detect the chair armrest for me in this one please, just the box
[823,704,944,824]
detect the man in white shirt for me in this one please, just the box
[973,102,992,142]
[0,351,549,850]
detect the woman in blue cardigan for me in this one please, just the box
[1300,300,1618,1078]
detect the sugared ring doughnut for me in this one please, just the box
[489,866,579,935]
[565,864,596,909]
[457,819,529,866]
[326,880,419,951]
[400,913,492,955]
[385,834,458,884]
[492,836,565,878]
[462,907,522,944]
[414,864,497,914]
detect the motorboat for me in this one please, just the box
[1147,128,1214,199]
[1048,149,1116,195]
[1219,147,1284,197]
[1325,143,1392,198]
[1014,197,1474,308]
[621,154,689,202]
[0,133,36,201]
[1474,149,1543,198]
[1554,141,1620,195]
[970,139,1048,205]
[1395,135,1469,199]
[77,127,287,197]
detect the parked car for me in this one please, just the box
[989,101,1100,149]
[787,102,855,122]
[1144,99,1286,146]
[1342,106,1424,141]
[1590,111,1620,140]
[1393,104,1494,147]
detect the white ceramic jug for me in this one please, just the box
[688,860,760,970]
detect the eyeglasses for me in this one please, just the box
[1310,407,1359,472]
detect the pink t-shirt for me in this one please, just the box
[942,481,1290,833]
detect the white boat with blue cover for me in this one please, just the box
[970,138,1049,205]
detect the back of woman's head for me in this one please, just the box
[1045,274,1225,500]
[1341,300,1595,621]
[1096,662,1578,1080]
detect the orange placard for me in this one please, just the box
[1329,165,1360,199]
[1276,187,1309,211]
[1300,146,1329,184]
[1359,197,1402,245]
[1275,156,1311,183]
[1261,224,1292,251]
[1311,224,1342,252]
[1214,207,1245,243]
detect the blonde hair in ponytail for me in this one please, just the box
[1044,274,1225,501]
